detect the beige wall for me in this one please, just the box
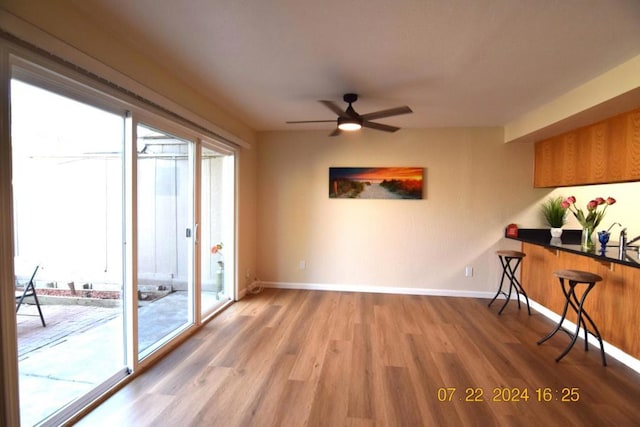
[256,128,546,294]
[256,128,640,294]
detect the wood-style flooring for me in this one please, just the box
[75,289,640,426]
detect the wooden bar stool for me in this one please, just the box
[488,250,531,315]
[536,269,606,366]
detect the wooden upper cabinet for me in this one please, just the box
[625,109,640,180]
[533,138,555,187]
[533,107,640,187]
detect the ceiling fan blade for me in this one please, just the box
[360,106,412,121]
[362,121,400,133]
[286,120,336,124]
[329,128,342,137]
[319,100,349,118]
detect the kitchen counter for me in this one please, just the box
[513,228,640,361]
[506,228,640,268]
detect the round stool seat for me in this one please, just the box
[496,250,526,258]
[553,269,602,283]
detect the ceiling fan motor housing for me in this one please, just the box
[343,93,358,104]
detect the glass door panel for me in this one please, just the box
[200,146,234,315]
[11,78,127,426]
[136,123,194,358]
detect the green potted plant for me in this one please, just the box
[541,196,567,238]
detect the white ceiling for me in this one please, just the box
[72,0,640,133]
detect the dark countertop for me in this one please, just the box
[506,228,640,269]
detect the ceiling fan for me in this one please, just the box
[286,93,413,136]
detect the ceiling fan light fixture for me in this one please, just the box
[337,117,362,131]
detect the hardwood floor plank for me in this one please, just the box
[422,322,459,353]
[146,365,235,427]
[76,290,640,427]
[357,292,376,325]
[236,353,298,427]
[76,392,173,427]
[306,339,352,427]
[209,305,281,368]
[372,304,408,367]
[281,291,325,356]
[429,351,498,425]
[331,292,358,341]
[266,379,315,427]
[347,323,375,419]
[288,291,341,381]
[404,334,463,426]
[383,366,425,426]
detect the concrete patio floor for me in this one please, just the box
[16,291,222,426]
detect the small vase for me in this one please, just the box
[597,230,611,254]
[581,225,595,251]
[550,227,563,238]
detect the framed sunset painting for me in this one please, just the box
[329,167,424,199]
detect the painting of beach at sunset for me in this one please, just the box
[329,167,424,199]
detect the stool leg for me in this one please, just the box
[488,256,508,309]
[498,276,513,315]
[537,278,571,345]
[498,257,517,314]
[507,258,531,315]
[554,281,606,366]
[555,281,582,363]
[574,289,607,367]
[512,275,522,310]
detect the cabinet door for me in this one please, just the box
[533,136,564,187]
[533,139,554,187]
[561,132,578,185]
[606,114,627,182]
[589,121,608,183]
[625,109,640,180]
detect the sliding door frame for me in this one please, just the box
[0,42,20,427]
[0,36,240,425]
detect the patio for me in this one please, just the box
[15,291,216,426]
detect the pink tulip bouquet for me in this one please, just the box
[561,196,616,230]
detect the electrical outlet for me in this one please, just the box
[465,265,473,277]
[299,260,306,270]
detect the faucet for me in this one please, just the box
[619,228,627,253]
[607,222,622,233]
[628,234,640,246]
[618,228,627,259]
[619,227,640,252]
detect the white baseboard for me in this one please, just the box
[261,281,495,299]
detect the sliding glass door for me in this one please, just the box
[3,47,237,425]
[11,77,128,426]
[136,123,194,359]
[200,145,234,315]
